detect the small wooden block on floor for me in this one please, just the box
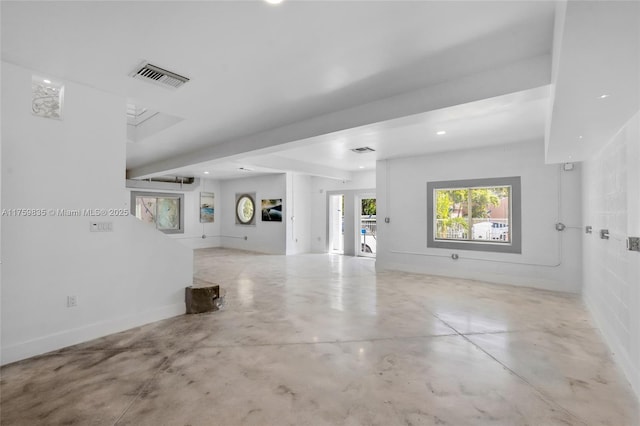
[185,284,220,314]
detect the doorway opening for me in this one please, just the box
[329,194,344,254]
[359,196,376,257]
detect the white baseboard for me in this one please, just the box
[583,293,640,401]
[376,260,579,293]
[1,303,185,365]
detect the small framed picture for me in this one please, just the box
[200,192,214,223]
[261,199,282,222]
[235,193,256,225]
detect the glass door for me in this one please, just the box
[329,194,344,253]
[359,196,376,257]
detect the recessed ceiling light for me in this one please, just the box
[203,171,210,175]
[436,130,447,135]
[43,79,51,84]
[599,94,610,99]
[578,136,583,140]
[264,0,283,4]
[359,166,365,169]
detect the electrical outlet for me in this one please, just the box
[67,295,77,307]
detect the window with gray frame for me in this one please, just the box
[131,191,184,234]
[427,177,521,253]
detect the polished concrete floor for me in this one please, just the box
[1,248,638,425]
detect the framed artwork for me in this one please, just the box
[235,193,256,225]
[261,199,282,222]
[200,192,214,223]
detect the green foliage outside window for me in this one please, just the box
[436,186,509,241]
[361,198,376,215]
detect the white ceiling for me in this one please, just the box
[2,1,636,180]
[172,86,549,179]
[546,1,640,163]
[266,87,550,170]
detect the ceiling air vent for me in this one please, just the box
[351,146,376,153]
[130,61,190,89]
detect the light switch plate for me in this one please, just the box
[90,222,113,232]
[627,237,640,252]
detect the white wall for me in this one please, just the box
[126,178,222,249]
[215,170,374,256]
[219,174,287,254]
[582,111,640,396]
[1,62,193,364]
[286,173,312,255]
[309,171,376,254]
[124,172,311,256]
[376,140,582,292]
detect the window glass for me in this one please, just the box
[427,177,520,254]
[136,197,156,224]
[156,198,180,230]
[131,192,184,234]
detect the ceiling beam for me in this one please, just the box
[243,156,353,181]
[128,54,551,179]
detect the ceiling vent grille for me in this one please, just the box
[130,61,190,89]
[351,146,376,153]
